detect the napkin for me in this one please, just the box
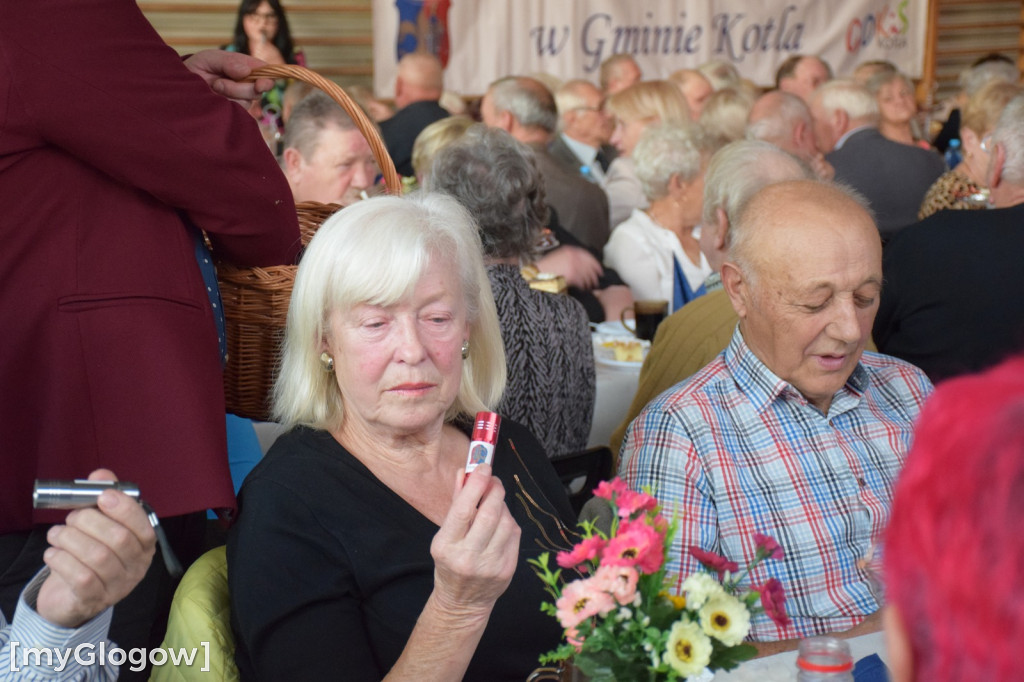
[853,653,889,682]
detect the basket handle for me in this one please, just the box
[246,64,402,195]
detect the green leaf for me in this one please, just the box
[707,642,758,671]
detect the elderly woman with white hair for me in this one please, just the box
[227,194,575,681]
[603,122,715,312]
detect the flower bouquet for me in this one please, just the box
[530,479,790,681]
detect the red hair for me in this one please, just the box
[885,354,1024,680]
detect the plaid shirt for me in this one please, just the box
[619,328,933,640]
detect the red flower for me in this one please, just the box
[594,478,628,501]
[557,536,606,570]
[754,533,784,560]
[603,519,664,574]
[688,546,739,578]
[758,578,791,628]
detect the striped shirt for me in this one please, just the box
[619,328,933,640]
[0,570,117,681]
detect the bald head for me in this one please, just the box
[394,53,444,109]
[731,180,878,275]
[601,54,642,95]
[723,180,881,412]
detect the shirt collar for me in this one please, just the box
[561,133,598,165]
[703,271,723,292]
[724,327,869,417]
[832,125,874,151]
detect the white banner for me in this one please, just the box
[372,1,928,97]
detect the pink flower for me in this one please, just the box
[593,478,628,501]
[614,489,658,518]
[603,519,664,574]
[593,564,639,605]
[688,546,739,578]
[557,536,606,570]
[555,577,616,629]
[754,533,785,561]
[758,578,791,628]
[566,627,585,652]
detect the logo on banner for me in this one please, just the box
[395,0,451,66]
[846,1,910,53]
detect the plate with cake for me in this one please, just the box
[592,334,650,368]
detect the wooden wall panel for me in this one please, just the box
[922,1,1024,106]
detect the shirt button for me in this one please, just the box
[857,477,866,487]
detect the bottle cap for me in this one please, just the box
[471,411,501,445]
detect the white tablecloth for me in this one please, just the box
[587,361,641,448]
[586,328,644,450]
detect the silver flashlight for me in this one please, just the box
[33,479,141,509]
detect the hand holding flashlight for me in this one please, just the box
[33,469,157,628]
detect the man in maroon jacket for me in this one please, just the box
[0,1,301,675]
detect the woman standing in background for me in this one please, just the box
[227,0,305,130]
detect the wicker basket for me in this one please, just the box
[218,64,401,421]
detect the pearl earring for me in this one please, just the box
[320,352,335,372]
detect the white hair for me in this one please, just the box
[633,122,710,202]
[814,79,879,122]
[554,79,601,132]
[960,59,1021,97]
[992,94,1024,186]
[747,92,813,145]
[701,140,813,230]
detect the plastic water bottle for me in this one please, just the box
[944,138,963,170]
[796,636,855,681]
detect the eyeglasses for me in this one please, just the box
[571,99,607,115]
[247,11,278,22]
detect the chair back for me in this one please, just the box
[549,446,614,517]
[150,545,238,682]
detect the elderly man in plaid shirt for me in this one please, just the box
[619,180,932,649]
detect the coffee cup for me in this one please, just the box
[620,299,668,341]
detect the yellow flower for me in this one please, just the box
[664,619,712,678]
[698,593,750,647]
[664,593,687,610]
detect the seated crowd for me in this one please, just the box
[5,6,1024,679]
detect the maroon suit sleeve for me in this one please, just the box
[0,0,300,267]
